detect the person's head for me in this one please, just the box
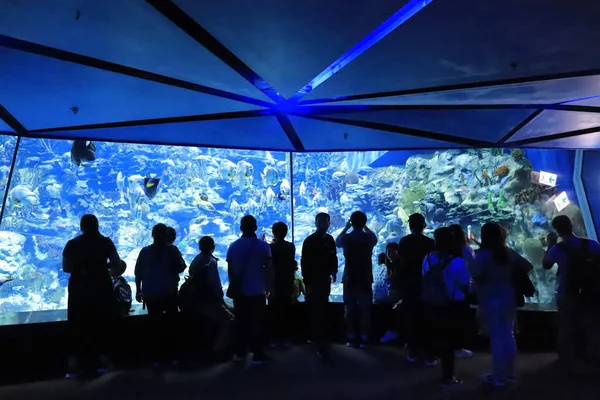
[272,222,288,240]
[480,222,508,265]
[449,224,467,247]
[199,236,215,254]
[80,214,99,235]
[350,211,367,230]
[434,227,454,255]
[240,215,258,235]
[552,215,574,237]
[109,260,127,278]
[408,213,426,234]
[166,227,176,245]
[315,213,330,233]
[385,242,399,262]
[152,223,168,245]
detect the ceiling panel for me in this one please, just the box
[315,75,600,106]
[523,132,600,149]
[566,96,600,107]
[509,110,600,142]
[304,0,600,101]
[310,108,533,142]
[289,116,465,151]
[0,47,263,130]
[175,0,403,99]
[27,116,293,150]
[0,118,13,133]
[0,0,270,101]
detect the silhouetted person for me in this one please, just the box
[301,213,338,359]
[379,242,402,344]
[543,215,600,373]
[166,226,176,245]
[227,215,273,364]
[449,224,475,359]
[421,227,470,386]
[62,214,121,378]
[471,222,533,386]
[135,223,187,368]
[269,222,297,347]
[336,211,377,348]
[189,236,233,359]
[110,260,132,316]
[397,213,435,362]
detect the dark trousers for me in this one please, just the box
[455,299,474,350]
[233,295,267,356]
[145,292,179,363]
[269,296,294,343]
[403,300,424,358]
[423,303,462,380]
[306,283,331,352]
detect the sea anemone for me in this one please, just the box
[511,149,526,162]
[494,165,510,178]
[482,170,490,181]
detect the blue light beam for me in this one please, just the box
[288,0,434,103]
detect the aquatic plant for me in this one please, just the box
[398,181,427,214]
[497,187,505,207]
[494,165,509,178]
[487,191,494,211]
[511,149,526,162]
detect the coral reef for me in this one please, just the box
[494,165,510,178]
[511,149,526,162]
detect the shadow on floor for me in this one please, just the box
[0,345,591,400]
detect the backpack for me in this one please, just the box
[558,239,600,303]
[178,276,198,313]
[421,254,456,305]
[179,255,220,312]
[112,276,132,314]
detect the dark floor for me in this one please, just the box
[0,345,594,400]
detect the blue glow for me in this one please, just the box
[560,94,600,104]
[288,0,434,103]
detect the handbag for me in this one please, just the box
[514,265,535,307]
[226,239,257,299]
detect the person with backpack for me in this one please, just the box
[135,223,187,369]
[421,227,470,386]
[471,222,534,386]
[543,215,600,372]
[226,215,274,364]
[378,243,403,344]
[269,222,297,347]
[397,214,435,363]
[336,211,378,348]
[301,212,338,360]
[110,260,132,316]
[186,236,234,359]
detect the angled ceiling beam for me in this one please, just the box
[147,0,285,104]
[288,0,434,103]
[513,125,600,147]
[497,110,543,144]
[299,68,600,105]
[301,115,492,148]
[275,115,305,151]
[28,110,270,134]
[0,103,27,134]
[0,34,272,109]
[293,104,600,114]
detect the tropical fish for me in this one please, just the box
[70,140,96,167]
[196,199,217,212]
[128,185,145,208]
[299,182,307,197]
[266,187,276,206]
[116,171,125,192]
[236,161,254,181]
[280,178,291,196]
[246,198,260,215]
[9,184,39,208]
[345,172,360,184]
[340,193,352,209]
[143,177,160,200]
[220,159,237,182]
[127,174,144,191]
[200,193,209,201]
[229,199,241,217]
[261,166,279,187]
[332,171,346,181]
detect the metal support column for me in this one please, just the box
[0,136,21,227]
[573,150,597,240]
[289,152,295,244]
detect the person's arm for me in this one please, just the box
[513,250,534,274]
[300,239,312,283]
[62,241,73,274]
[134,249,144,301]
[264,244,274,296]
[171,246,187,274]
[329,236,339,282]
[455,258,471,294]
[207,259,224,300]
[364,226,377,247]
[542,233,559,270]
[106,239,121,269]
[335,221,351,248]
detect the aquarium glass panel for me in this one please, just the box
[292,149,581,308]
[0,137,290,324]
[0,134,17,219]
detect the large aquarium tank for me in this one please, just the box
[0,134,588,324]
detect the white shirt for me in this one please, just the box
[422,251,470,301]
